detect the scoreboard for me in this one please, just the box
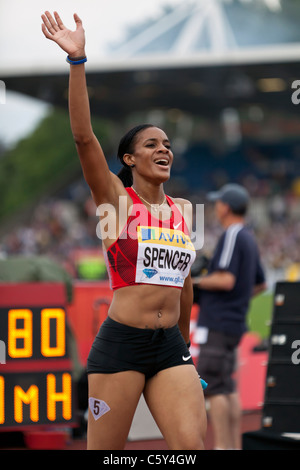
[0,283,76,430]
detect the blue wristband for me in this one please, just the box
[200,378,208,390]
[66,55,87,65]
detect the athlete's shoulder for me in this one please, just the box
[168,196,192,210]
[168,197,193,233]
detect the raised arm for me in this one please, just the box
[41,11,126,207]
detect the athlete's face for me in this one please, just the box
[127,127,174,183]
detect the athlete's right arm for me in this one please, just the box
[68,53,125,207]
[41,11,126,207]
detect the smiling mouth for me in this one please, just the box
[154,158,169,167]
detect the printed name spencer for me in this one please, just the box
[136,226,196,287]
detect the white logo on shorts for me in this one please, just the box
[182,354,192,362]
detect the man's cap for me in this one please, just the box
[207,183,249,212]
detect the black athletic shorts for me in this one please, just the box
[196,330,240,396]
[87,316,194,379]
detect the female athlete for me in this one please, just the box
[41,11,207,450]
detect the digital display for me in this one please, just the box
[0,307,67,360]
[0,300,75,430]
[0,371,73,427]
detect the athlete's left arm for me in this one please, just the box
[175,198,194,344]
[178,271,193,344]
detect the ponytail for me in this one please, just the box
[117,165,133,187]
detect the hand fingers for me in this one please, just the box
[73,13,83,30]
[54,11,65,30]
[41,11,64,36]
[45,10,60,32]
[41,13,56,37]
[41,23,53,40]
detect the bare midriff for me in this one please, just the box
[108,284,181,330]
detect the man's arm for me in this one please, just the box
[193,271,236,291]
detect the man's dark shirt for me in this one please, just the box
[197,223,265,338]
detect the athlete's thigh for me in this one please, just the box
[143,365,207,450]
[87,371,145,450]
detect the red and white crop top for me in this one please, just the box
[104,187,196,290]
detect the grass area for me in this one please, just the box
[246,291,273,340]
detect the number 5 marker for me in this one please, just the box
[89,397,110,421]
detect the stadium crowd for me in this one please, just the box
[0,176,299,285]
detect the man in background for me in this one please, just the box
[193,183,266,450]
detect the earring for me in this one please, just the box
[130,164,135,168]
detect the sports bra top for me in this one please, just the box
[104,187,196,290]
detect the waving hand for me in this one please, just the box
[41,11,85,57]
[41,10,127,212]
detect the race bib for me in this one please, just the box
[136,226,196,287]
